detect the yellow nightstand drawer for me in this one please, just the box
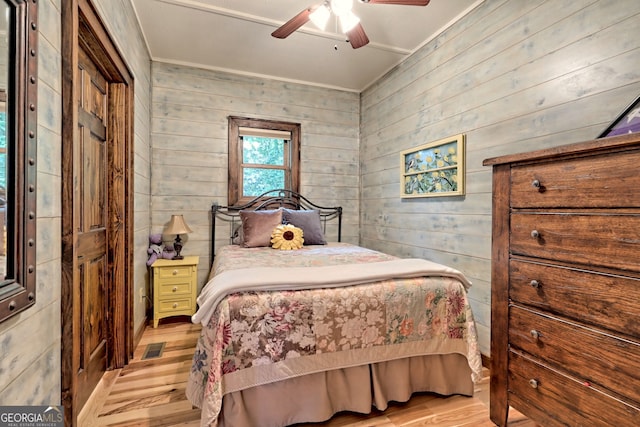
[158,281,191,297]
[151,256,199,328]
[157,298,192,313]
[156,265,193,279]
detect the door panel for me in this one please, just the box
[74,45,110,410]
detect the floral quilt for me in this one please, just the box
[186,243,482,427]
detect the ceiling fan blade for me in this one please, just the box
[362,0,430,5]
[271,7,313,39]
[346,22,370,49]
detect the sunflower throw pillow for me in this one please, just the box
[271,224,304,250]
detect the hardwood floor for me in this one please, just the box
[79,320,536,427]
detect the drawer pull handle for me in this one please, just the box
[173,303,178,308]
[531,179,541,189]
[530,230,540,239]
[530,280,540,289]
[529,379,539,389]
[172,286,178,292]
[530,329,540,339]
[172,269,178,275]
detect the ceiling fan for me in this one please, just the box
[271,0,431,49]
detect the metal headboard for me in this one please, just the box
[210,189,343,266]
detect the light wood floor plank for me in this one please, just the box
[84,321,534,426]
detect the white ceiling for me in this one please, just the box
[131,0,482,92]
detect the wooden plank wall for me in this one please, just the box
[150,63,361,289]
[360,0,640,355]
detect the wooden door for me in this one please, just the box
[74,45,110,410]
[62,2,135,424]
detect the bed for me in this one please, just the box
[186,190,482,427]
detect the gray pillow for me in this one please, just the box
[282,209,326,245]
[239,209,283,248]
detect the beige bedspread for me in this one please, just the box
[186,243,482,427]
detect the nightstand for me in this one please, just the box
[151,256,199,328]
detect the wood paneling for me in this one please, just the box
[360,0,640,356]
[150,63,361,290]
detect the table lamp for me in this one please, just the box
[165,214,193,260]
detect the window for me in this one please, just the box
[228,116,300,206]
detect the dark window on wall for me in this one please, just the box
[228,116,300,206]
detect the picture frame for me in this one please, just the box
[400,133,465,198]
[598,94,640,138]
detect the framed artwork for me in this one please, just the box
[400,133,465,198]
[598,94,640,138]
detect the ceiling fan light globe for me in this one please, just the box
[331,0,353,17]
[309,4,330,30]
[339,10,360,32]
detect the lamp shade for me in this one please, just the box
[165,215,193,235]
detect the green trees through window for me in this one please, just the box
[228,116,300,205]
[242,136,285,196]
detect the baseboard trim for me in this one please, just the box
[481,353,490,369]
[133,316,147,353]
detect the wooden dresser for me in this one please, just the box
[483,133,640,426]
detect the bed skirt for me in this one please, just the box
[217,353,474,427]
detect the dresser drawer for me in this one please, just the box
[156,265,194,279]
[508,351,640,427]
[510,213,640,272]
[510,149,640,208]
[509,305,640,404]
[509,259,640,337]
[158,281,192,297]
[157,298,192,313]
